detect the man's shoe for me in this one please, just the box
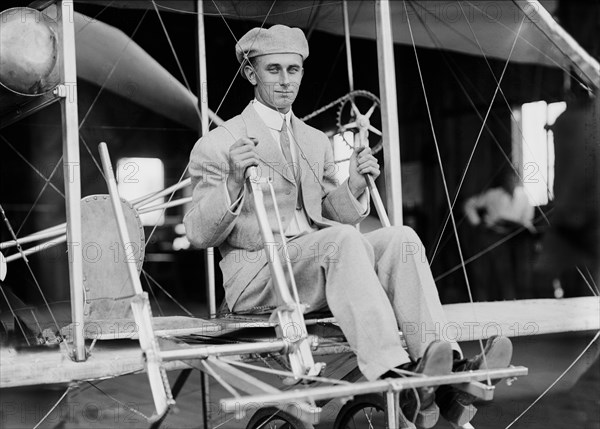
[396,341,453,428]
[436,336,513,426]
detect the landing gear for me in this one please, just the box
[246,407,315,429]
[333,394,386,429]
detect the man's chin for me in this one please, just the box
[275,101,294,111]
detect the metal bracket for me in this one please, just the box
[53,84,67,98]
[452,380,495,401]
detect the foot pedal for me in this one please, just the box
[415,402,440,428]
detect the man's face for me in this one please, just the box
[245,53,304,113]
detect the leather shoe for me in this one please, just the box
[436,335,513,426]
[393,341,453,428]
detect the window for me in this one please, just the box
[512,100,566,206]
[117,157,165,226]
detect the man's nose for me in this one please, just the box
[280,71,290,86]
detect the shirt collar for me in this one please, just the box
[252,98,292,131]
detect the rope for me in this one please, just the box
[85,381,153,422]
[420,1,594,298]
[576,267,600,297]
[143,270,165,316]
[0,137,64,198]
[465,0,591,92]
[405,3,548,264]
[152,1,342,18]
[219,357,352,385]
[32,385,72,429]
[406,1,528,266]
[141,270,195,317]
[505,330,600,428]
[150,0,201,121]
[403,0,498,385]
[0,204,65,348]
[0,286,31,345]
[79,10,149,130]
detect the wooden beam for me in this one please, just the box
[220,366,528,410]
[514,0,600,89]
[196,0,217,319]
[444,297,600,341]
[342,0,354,92]
[375,0,403,225]
[57,0,86,362]
[205,358,321,421]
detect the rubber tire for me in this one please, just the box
[333,394,386,429]
[246,407,315,429]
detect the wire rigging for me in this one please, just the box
[403,0,505,385]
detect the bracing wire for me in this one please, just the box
[0,285,31,345]
[86,381,153,422]
[402,0,525,385]
[465,0,591,92]
[0,137,64,198]
[505,330,600,428]
[422,1,596,297]
[78,10,149,130]
[0,204,66,351]
[408,2,552,263]
[405,1,527,266]
[31,386,72,429]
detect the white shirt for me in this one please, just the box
[464,186,535,231]
[251,99,317,236]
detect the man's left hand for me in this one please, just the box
[348,146,380,197]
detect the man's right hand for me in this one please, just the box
[226,138,259,200]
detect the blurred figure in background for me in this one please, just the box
[464,171,536,300]
[464,172,535,234]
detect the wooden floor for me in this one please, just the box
[1,331,598,428]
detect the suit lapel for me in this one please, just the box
[241,104,295,184]
[290,114,319,185]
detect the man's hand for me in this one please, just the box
[348,146,380,197]
[226,138,259,200]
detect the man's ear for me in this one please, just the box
[243,63,257,85]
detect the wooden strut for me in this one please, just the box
[98,142,174,422]
[219,366,528,411]
[1,192,192,264]
[245,166,325,380]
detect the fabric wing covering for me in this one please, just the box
[66,0,599,128]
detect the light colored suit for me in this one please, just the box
[184,103,367,307]
[184,102,460,380]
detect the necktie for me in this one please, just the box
[280,120,303,210]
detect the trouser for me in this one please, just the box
[232,224,462,381]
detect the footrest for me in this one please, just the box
[415,403,440,428]
[452,380,495,401]
[444,400,477,427]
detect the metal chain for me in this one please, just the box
[300,89,379,122]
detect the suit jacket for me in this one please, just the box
[184,103,369,307]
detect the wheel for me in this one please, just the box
[336,90,383,155]
[246,407,315,429]
[333,394,386,429]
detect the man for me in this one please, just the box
[184,24,512,427]
[464,172,535,234]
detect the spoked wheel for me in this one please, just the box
[336,90,382,154]
[246,407,315,429]
[333,394,386,429]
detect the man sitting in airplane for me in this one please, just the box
[184,24,512,427]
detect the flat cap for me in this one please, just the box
[235,24,309,64]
